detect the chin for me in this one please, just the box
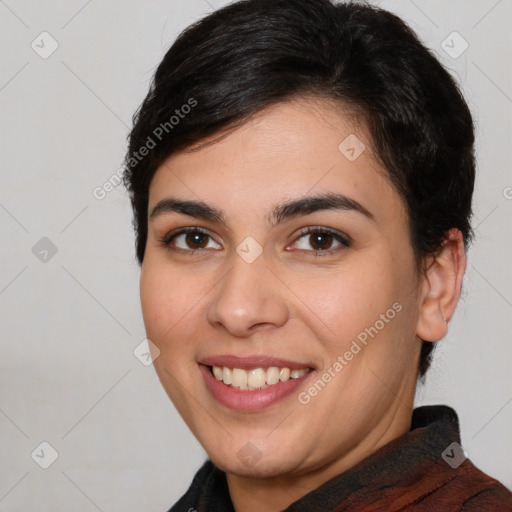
[207,442,305,479]
[214,456,297,479]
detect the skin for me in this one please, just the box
[140,97,466,512]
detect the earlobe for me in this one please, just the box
[416,229,467,342]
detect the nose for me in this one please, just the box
[206,253,289,338]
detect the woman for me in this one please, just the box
[124,0,512,510]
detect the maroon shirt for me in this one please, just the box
[169,405,512,511]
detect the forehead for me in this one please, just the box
[148,98,404,224]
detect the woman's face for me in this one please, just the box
[140,98,425,479]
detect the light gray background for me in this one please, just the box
[0,0,511,510]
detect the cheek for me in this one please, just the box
[140,266,168,339]
[140,260,199,347]
[307,263,397,338]
[140,263,204,391]
[305,251,416,365]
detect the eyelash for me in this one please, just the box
[292,226,351,255]
[159,226,351,256]
[159,227,213,254]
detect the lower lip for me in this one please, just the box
[199,364,314,412]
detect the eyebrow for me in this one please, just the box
[150,198,225,224]
[149,192,374,225]
[271,192,374,224]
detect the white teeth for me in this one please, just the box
[232,368,248,389]
[213,366,223,380]
[248,368,266,389]
[211,365,310,390]
[222,367,232,385]
[279,367,291,382]
[266,367,280,385]
[291,369,308,379]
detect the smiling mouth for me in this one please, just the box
[209,365,312,390]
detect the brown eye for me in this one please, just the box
[185,232,208,248]
[309,232,334,251]
[292,228,350,253]
[167,229,221,251]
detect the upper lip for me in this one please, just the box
[199,355,315,371]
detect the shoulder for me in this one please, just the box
[453,459,512,511]
[412,455,512,511]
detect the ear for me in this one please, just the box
[416,228,467,342]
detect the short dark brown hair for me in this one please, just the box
[124,0,476,378]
